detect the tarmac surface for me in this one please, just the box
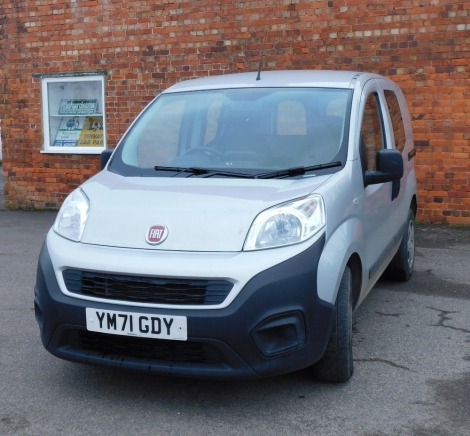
[0,171,469,435]
[0,170,4,209]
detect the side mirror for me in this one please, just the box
[100,149,113,170]
[364,149,404,186]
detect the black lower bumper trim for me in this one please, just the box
[35,235,333,379]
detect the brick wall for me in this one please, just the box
[1,0,469,223]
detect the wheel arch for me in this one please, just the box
[317,217,364,305]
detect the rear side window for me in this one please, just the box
[384,90,406,152]
[360,93,385,172]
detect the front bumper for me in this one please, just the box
[34,235,334,379]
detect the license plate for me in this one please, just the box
[86,308,187,341]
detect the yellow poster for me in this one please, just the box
[77,117,104,147]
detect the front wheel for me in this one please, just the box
[311,266,353,383]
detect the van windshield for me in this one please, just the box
[109,87,352,178]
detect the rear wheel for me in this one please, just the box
[311,266,353,383]
[387,208,415,281]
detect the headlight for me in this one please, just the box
[244,195,325,251]
[53,188,90,242]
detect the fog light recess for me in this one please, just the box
[34,300,44,329]
[252,312,306,357]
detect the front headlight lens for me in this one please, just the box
[244,195,325,251]
[53,188,90,242]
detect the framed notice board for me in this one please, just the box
[41,74,106,154]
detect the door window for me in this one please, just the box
[360,93,385,172]
[384,90,406,152]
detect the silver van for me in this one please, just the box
[35,70,417,382]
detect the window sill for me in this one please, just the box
[41,148,105,155]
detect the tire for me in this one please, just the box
[387,208,415,281]
[311,266,353,383]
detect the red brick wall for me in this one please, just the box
[1,0,469,223]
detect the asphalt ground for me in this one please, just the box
[0,169,4,209]
[0,175,469,435]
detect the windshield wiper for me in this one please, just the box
[255,161,343,179]
[154,162,342,179]
[154,165,254,179]
[154,165,208,176]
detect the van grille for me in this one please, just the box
[67,330,221,364]
[62,269,233,305]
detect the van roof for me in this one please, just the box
[164,70,382,93]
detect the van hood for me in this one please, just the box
[80,171,331,252]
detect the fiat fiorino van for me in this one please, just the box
[35,70,417,382]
